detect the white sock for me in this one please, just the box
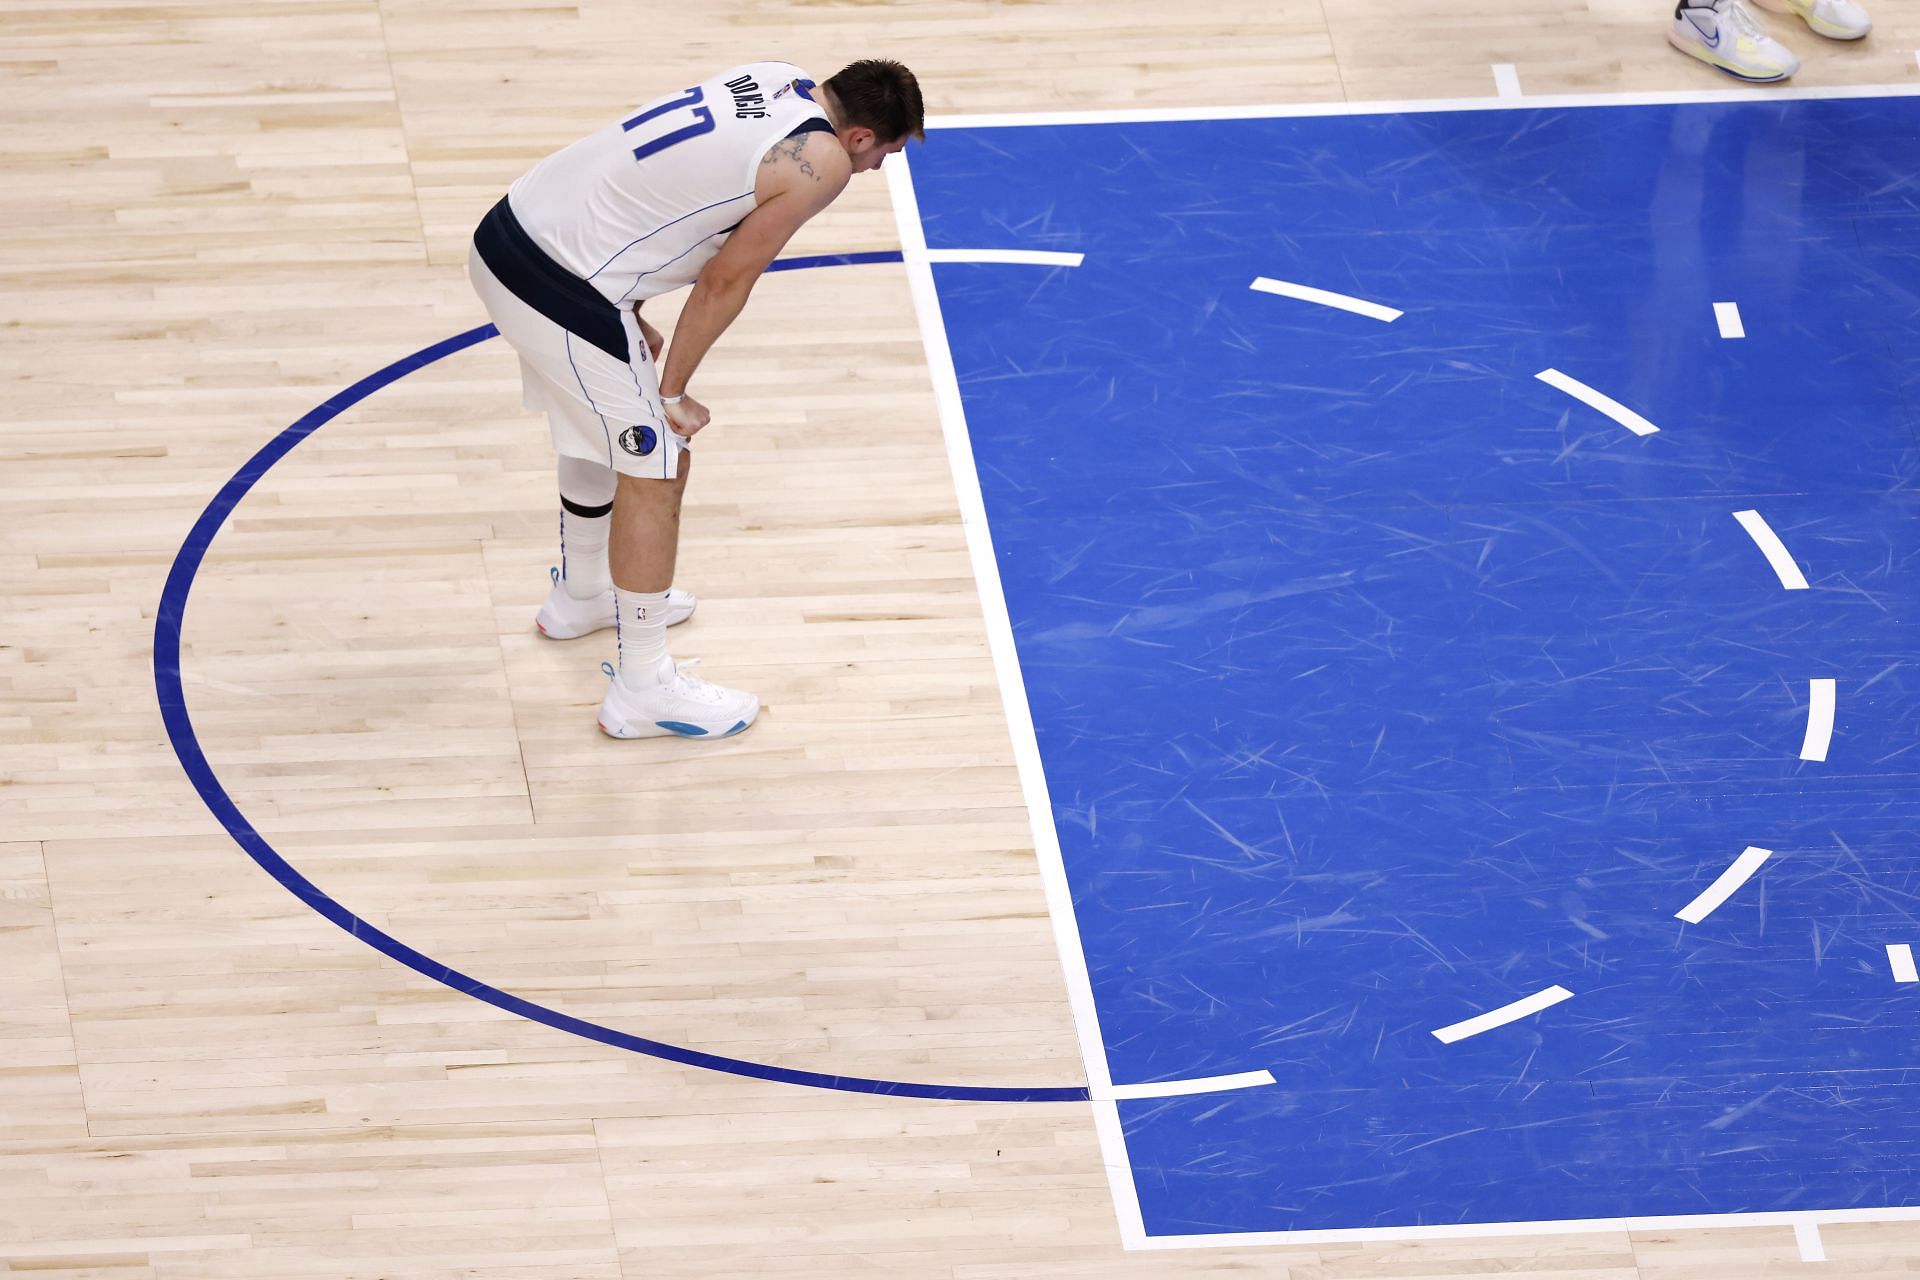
[615,587,672,690]
[559,506,612,599]
[557,456,615,600]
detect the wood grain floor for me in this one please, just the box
[4,1,1918,1275]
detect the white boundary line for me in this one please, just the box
[1714,301,1746,339]
[1431,985,1574,1044]
[1251,276,1402,322]
[1676,847,1774,924]
[1099,1070,1277,1102]
[1801,678,1836,761]
[888,153,1148,1242]
[1796,1221,1827,1262]
[893,83,1920,1253]
[927,81,1920,130]
[1535,369,1660,436]
[923,248,1084,267]
[1890,944,1918,984]
[1133,1206,1917,1250]
[1734,509,1812,590]
[1492,64,1523,100]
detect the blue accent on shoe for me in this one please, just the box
[724,720,748,737]
[600,661,616,679]
[655,720,711,736]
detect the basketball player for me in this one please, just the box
[468,60,923,740]
[1668,0,1870,80]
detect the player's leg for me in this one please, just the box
[534,454,696,639]
[467,243,693,639]
[1668,0,1800,80]
[598,450,760,741]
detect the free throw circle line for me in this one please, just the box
[1431,985,1575,1043]
[154,257,1089,1103]
[1675,847,1774,925]
[1534,368,1660,436]
[1733,509,1811,590]
[1250,276,1403,322]
[1801,678,1836,761]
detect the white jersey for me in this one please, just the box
[508,62,829,307]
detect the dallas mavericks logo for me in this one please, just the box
[618,426,658,457]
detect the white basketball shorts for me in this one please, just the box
[467,242,688,481]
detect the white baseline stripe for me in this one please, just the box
[1535,369,1660,436]
[1432,985,1573,1044]
[1801,678,1836,762]
[1714,301,1745,338]
[1890,944,1918,983]
[923,248,1085,267]
[1676,847,1773,924]
[1090,1100,1149,1246]
[1133,1206,1915,1250]
[927,82,1920,131]
[1492,64,1522,99]
[1099,1070,1277,1102]
[1733,510,1811,590]
[1251,276,1402,322]
[890,156,1144,1244]
[1796,1221,1827,1262]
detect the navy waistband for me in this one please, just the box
[473,197,629,363]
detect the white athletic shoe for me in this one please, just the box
[1751,0,1870,39]
[1669,0,1800,80]
[596,658,759,740]
[534,570,696,639]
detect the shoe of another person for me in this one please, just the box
[596,658,759,740]
[1752,0,1870,39]
[534,570,696,639]
[1669,0,1801,80]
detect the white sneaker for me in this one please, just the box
[533,570,696,639]
[596,658,759,740]
[1669,0,1800,80]
[1751,0,1870,39]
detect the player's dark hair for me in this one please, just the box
[825,60,925,142]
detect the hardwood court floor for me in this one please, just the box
[4,1,1918,1276]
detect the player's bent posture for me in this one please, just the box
[469,60,923,740]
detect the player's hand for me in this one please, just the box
[663,393,710,439]
[637,314,665,361]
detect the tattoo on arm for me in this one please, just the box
[761,137,820,181]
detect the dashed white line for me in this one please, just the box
[1890,944,1918,984]
[1535,369,1660,436]
[1733,510,1811,590]
[1801,678,1836,761]
[922,248,1085,267]
[1714,302,1746,338]
[1676,847,1773,924]
[1251,276,1403,322]
[1097,1069,1278,1101]
[1492,64,1523,99]
[1432,985,1574,1044]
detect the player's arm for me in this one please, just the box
[658,132,850,415]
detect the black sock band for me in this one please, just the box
[561,495,614,520]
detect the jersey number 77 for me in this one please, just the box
[621,88,715,161]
